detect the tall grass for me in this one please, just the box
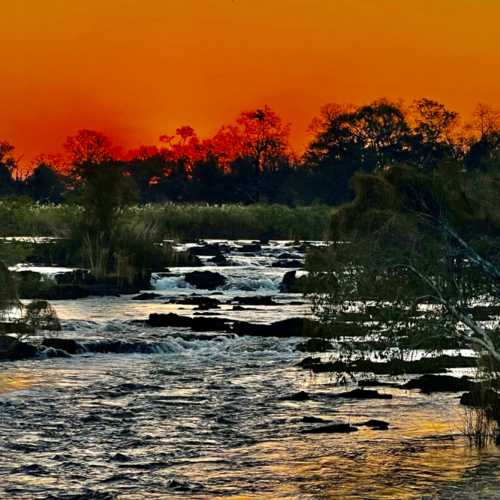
[0,200,333,241]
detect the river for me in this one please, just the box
[1,240,499,499]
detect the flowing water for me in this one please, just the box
[1,240,500,499]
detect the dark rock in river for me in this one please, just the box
[191,317,230,332]
[329,388,393,400]
[232,317,316,337]
[148,313,193,328]
[189,243,230,256]
[184,271,227,289]
[207,252,231,266]
[282,391,310,401]
[301,355,478,375]
[42,338,83,355]
[460,387,500,410]
[0,336,38,361]
[303,423,358,434]
[147,313,230,332]
[233,295,278,306]
[296,337,333,353]
[172,296,222,307]
[278,252,303,260]
[402,374,476,394]
[356,419,390,430]
[280,270,300,293]
[238,243,261,253]
[132,292,162,300]
[272,259,303,268]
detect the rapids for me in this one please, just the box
[1,240,499,499]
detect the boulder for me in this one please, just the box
[278,253,303,260]
[191,317,231,332]
[0,336,38,361]
[42,338,82,355]
[147,313,193,328]
[296,337,333,353]
[328,388,393,400]
[402,374,476,394]
[303,423,358,434]
[232,317,316,337]
[189,243,230,256]
[238,243,261,253]
[356,419,390,430]
[272,260,303,268]
[280,270,299,293]
[173,296,222,307]
[460,387,500,409]
[282,391,310,401]
[207,252,231,266]
[184,271,227,290]
[233,296,278,306]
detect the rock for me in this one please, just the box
[460,387,500,409]
[111,453,132,462]
[303,423,358,434]
[302,416,327,423]
[132,292,162,300]
[272,260,303,268]
[329,388,393,400]
[297,356,322,369]
[0,321,35,335]
[173,296,222,307]
[194,304,220,311]
[238,243,261,253]
[233,296,278,306]
[358,379,400,388]
[296,337,332,353]
[299,355,478,375]
[207,252,231,266]
[147,313,230,332]
[280,270,299,293]
[191,317,230,332]
[356,419,390,430]
[278,253,303,259]
[189,243,230,256]
[0,336,38,361]
[232,305,245,311]
[402,374,476,394]
[282,391,310,401]
[42,338,82,355]
[232,317,316,337]
[184,271,227,290]
[147,313,193,328]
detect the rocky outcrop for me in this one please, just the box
[232,317,316,337]
[42,338,83,355]
[184,271,227,290]
[296,338,333,353]
[232,296,278,306]
[402,374,476,394]
[328,388,393,400]
[303,423,358,434]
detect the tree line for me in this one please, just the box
[1,99,499,205]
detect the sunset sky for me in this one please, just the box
[2,0,499,161]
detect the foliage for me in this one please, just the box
[307,164,500,365]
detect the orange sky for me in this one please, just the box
[2,0,499,161]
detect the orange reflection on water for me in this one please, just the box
[0,372,38,395]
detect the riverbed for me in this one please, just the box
[1,240,499,499]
